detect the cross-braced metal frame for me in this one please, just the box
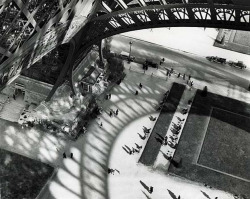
[0,0,250,100]
[81,3,250,49]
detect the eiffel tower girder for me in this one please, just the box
[0,0,250,100]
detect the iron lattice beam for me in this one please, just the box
[78,3,250,50]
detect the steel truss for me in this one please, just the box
[80,3,250,49]
[0,0,250,100]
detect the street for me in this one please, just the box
[110,33,250,90]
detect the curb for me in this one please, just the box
[35,166,59,199]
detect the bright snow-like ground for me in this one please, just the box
[122,27,250,66]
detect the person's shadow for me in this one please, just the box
[167,189,181,199]
[141,190,152,199]
[140,180,149,191]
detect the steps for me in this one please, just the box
[0,98,25,122]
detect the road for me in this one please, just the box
[110,34,250,90]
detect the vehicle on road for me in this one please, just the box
[120,51,135,62]
[206,56,226,64]
[143,59,158,70]
[227,60,246,69]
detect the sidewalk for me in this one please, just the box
[124,61,250,103]
[139,83,185,166]
[154,86,196,170]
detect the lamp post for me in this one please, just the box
[128,41,133,63]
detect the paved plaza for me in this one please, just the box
[1,29,250,199]
[1,0,250,198]
[0,64,242,199]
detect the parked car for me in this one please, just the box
[144,59,158,68]
[120,51,135,62]
[206,56,226,64]
[228,60,246,69]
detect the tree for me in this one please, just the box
[106,57,125,82]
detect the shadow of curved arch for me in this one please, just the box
[80,79,169,199]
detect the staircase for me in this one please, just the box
[0,98,26,122]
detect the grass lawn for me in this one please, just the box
[198,108,250,180]
[0,148,54,199]
[168,90,250,197]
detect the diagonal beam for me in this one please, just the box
[115,0,128,9]
[137,0,147,7]
[159,0,168,5]
[14,0,38,29]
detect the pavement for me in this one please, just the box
[1,28,250,199]
[153,86,197,170]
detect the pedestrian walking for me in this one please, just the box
[182,108,188,114]
[170,67,174,73]
[183,74,186,80]
[63,152,66,158]
[172,122,182,130]
[135,143,142,150]
[109,93,111,99]
[139,83,143,89]
[177,73,180,78]
[171,128,180,135]
[109,111,113,117]
[99,122,103,127]
[140,180,153,194]
[149,186,154,194]
[135,90,138,95]
[188,75,191,80]
[149,115,156,121]
[143,126,151,134]
[13,94,16,100]
[162,58,165,62]
[164,136,168,145]
[122,146,132,155]
[176,116,185,122]
[138,132,146,140]
[108,168,115,175]
[124,145,132,153]
[160,60,163,65]
[132,147,139,153]
[70,152,73,159]
[115,109,119,115]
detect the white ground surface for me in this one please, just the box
[1,64,246,199]
[122,27,250,65]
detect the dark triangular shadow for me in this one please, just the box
[167,189,178,199]
[201,190,212,199]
